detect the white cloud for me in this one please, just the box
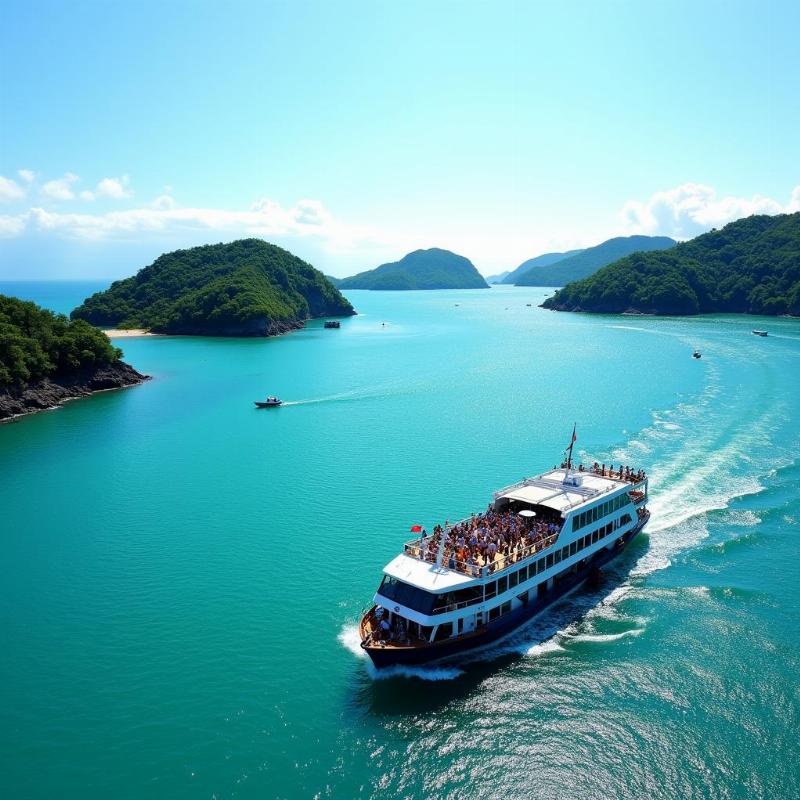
[17,169,35,183]
[7,196,381,253]
[41,172,80,201]
[0,175,25,202]
[621,183,799,239]
[95,175,132,199]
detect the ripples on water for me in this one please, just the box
[2,288,799,800]
[335,311,800,800]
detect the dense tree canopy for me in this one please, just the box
[71,239,355,334]
[542,213,800,315]
[515,236,676,286]
[338,248,489,290]
[0,294,122,388]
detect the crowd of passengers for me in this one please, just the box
[410,463,647,577]
[414,506,561,577]
[577,461,647,483]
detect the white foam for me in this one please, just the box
[569,628,644,644]
[367,664,465,681]
[524,638,565,657]
[338,623,367,659]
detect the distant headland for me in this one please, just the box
[0,295,148,421]
[337,248,489,290]
[71,239,355,336]
[514,235,676,286]
[542,212,800,316]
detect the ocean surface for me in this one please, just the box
[1,282,799,799]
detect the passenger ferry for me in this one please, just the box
[359,446,650,667]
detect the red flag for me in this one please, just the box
[410,524,422,532]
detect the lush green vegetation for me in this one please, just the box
[542,213,800,315]
[516,236,675,286]
[0,294,122,388]
[72,239,355,334]
[500,249,584,284]
[338,248,489,290]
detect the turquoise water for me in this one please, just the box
[1,284,799,799]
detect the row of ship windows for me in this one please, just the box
[379,513,634,616]
[484,514,631,600]
[572,494,630,532]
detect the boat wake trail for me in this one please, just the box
[281,382,411,407]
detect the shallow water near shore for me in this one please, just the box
[1,283,799,799]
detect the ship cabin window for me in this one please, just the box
[434,586,483,613]
[547,553,554,568]
[485,580,497,599]
[489,605,501,621]
[537,558,546,574]
[377,576,436,615]
[497,575,508,594]
[620,513,632,526]
[509,570,519,589]
[570,541,578,556]
[501,601,511,615]
[592,531,599,543]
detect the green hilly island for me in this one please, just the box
[515,235,676,286]
[543,213,800,315]
[338,248,489,290]
[0,294,146,419]
[500,249,585,284]
[72,239,355,336]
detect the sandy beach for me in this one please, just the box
[103,329,159,338]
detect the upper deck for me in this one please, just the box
[384,463,648,593]
[493,467,639,513]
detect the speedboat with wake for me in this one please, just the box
[254,396,282,408]
[359,429,650,667]
[752,329,768,337]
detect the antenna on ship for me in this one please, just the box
[564,423,577,483]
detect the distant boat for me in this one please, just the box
[692,350,701,359]
[324,320,341,329]
[255,396,282,408]
[752,329,768,337]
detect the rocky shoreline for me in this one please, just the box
[0,361,150,422]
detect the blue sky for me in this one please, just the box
[1,0,798,279]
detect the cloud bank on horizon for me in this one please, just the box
[0,170,798,277]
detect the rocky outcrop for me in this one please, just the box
[0,361,149,421]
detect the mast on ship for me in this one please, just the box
[563,423,577,484]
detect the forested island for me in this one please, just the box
[542,213,800,315]
[501,248,585,284]
[72,239,355,336]
[514,235,675,286]
[0,295,147,420]
[338,248,489,290]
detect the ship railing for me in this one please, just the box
[404,531,561,581]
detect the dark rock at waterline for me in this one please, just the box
[0,361,149,421]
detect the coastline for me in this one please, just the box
[103,329,160,338]
[0,362,150,422]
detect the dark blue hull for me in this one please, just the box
[363,516,648,668]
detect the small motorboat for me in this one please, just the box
[255,396,282,408]
[324,320,341,329]
[752,329,768,337]
[692,350,701,359]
